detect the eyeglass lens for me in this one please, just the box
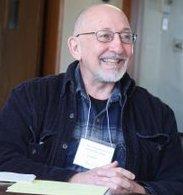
[96,30,136,44]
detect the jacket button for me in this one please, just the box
[69,113,74,119]
[62,143,68,149]
[32,149,37,155]
[157,145,162,151]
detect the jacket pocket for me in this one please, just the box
[28,128,57,163]
[136,132,170,151]
[136,132,170,179]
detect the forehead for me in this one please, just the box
[79,6,130,32]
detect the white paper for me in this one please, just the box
[0,172,36,182]
[74,138,115,169]
[7,180,108,195]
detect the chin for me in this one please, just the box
[96,69,126,83]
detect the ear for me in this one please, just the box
[67,36,81,60]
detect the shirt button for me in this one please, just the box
[96,118,100,123]
[69,113,74,119]
[62,143,68,149]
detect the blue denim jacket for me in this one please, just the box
[0,61,183,195]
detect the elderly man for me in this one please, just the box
[0,4,182,195]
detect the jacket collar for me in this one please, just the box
[60,60,136,98]
[120,73,136,98]
[60,60,79,97]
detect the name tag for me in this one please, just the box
[73,138,115,169]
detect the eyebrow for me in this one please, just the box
[101,27,132,32]
[122,27,132,32]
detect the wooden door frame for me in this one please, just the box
[42,0,132,75]
[42,0,64,75]
[123,0,132,22]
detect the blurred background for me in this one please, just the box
[0,0,183,132]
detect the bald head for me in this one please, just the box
[73,4,130,35]
[68,4,133,85]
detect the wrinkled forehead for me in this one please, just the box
[74,5,131,34]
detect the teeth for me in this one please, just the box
[102,58,120,63]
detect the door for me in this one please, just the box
[0,0,45,107]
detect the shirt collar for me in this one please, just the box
[109,82,122,105]
[75,65,122,105]
[75,65,88,98]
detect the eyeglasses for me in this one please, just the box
[76,30,137,44]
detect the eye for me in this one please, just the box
[121,33,133,43]
[101,33,111,39]
[123,34,131,39]
[97,31,113,42]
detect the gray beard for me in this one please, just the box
[94,69,125,83]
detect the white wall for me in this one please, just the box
[135,0,183,131]
[59,0,123,72]
[135,0,162,95]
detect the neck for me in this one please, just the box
[83,77,115,100]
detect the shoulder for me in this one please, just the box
[132,86,170,110]
[15,73,65,91]
[120,74,174,117]
[12,73,65,97]
[12,60,79,95]
[130,86,177,133]
[6,74,66,109]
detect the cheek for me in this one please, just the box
[80,40,108,61]
[82,47,103,60]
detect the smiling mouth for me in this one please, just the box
[101,58,126,64]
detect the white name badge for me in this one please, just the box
[73,138,115,169]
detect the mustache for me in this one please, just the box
[99,52,128,60]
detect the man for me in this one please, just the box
[0,4,182,195]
